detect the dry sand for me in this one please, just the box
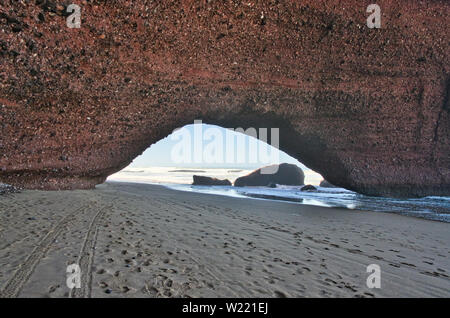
[0,181,448,298]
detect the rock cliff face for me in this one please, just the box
[0,1,449,197]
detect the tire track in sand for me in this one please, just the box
[0,205,88,298]
[69,204,110,298]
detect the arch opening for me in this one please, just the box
[108,122,325,187]
[0,0,448,199]
[107,122,361,210]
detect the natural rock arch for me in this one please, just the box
[0,0,449,197]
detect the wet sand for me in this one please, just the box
[0,181,449,298]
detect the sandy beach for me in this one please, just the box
[0,181,448,298]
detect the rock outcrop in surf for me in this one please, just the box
[192,176,232,186]
[301,185,317,192]
[234,164,305,187]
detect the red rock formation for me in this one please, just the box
[0,1,449,197]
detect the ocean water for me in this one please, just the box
[108,166,324,185]
[108,167,450,223]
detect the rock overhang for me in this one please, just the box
[0,0,448,197]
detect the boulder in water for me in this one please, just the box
[301,184,317,191]
[234,163,304,187]
[192,176,231,186]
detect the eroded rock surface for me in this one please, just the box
[0,1,449,197]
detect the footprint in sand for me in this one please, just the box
[99,282,108,288]
[274,290,287,298]
[48,285,60,293]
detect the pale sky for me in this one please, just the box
[129,123,307,170]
